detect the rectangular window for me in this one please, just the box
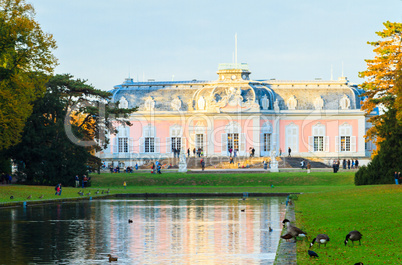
[227,133,239,151]
[145,137,155,153]
[118,137,128,153]
[340,136,350,152]
[196,134,204,150]
[314,136,324,152]
[263,133,271,152]
[171,137,181,151]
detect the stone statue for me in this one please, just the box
[118,96,128,109]
[171,96,182,111]
[339,94,350,110]
[260,94,269,110]
[314,96,324,110]
[287,95,297,110]
[198,96,205,110]
[144,96,155,111]
[274,99,280,112]
[178,147,187,172]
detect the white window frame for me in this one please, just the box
[286,123,299,153]
[309,123,329,152]
[336,123,355,152]
[140,124,159,153]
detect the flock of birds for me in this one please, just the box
[280,218,363,263]
[8,189,111,200]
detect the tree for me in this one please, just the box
[9,74,137,185]
[0,0,57,151]
[356,21,402,185]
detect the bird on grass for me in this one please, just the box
[308,250,319,258]
[86,192,91,196]
[310,234,330,248]
[344,231,363,246]
[107,254,118,262]
[27,195,32,199]
[39,195,44,199]
[128,219,133,223]
[354,263,364,265]
[106,189,110,194]
[282,219,307,242]
[281,233,293,242]
[95,190,100,194]
[102,190,104,194]
[78,191,84,196]
[269,227,273,232]
[10,196,14,199]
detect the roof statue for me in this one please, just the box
[314,96,324,110]
[339,94,350,110]
[287,95,297,110]
[260,94,269,110]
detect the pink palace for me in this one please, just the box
[98,63,374,167]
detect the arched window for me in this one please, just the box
[336,123,355,152]
[286,123,299,153]
[140,124,159,153]
[261,122,273,156]
[308,123,328,152]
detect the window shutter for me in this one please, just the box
[308,136,314,152]
[351,136,356,152]
[166,137,171,153]
[221,133,227,155]
[113,137,118,153]
[335,136,339,152]
[140,137,145,153]
[181,137,186,150]
[324,136,329,152]
[190,133,195,152]
[260,133,265,151]
[240,133,246,152]
[129,137,134,153]
[155,137,160,153]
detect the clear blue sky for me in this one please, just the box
[33,0,402,90]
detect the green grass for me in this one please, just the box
[295,184,402,264]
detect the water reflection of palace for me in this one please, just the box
[102,198,286,264]
[99,63,374,167]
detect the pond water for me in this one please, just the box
[0,197,286,264]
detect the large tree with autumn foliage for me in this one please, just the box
[355,21,402,185]
[0,0,57,151]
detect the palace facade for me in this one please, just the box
[98,63,374,166]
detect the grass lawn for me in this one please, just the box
[1,171,400,264]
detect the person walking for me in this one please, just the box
[307,162,311,173]
[75,175,79,188]
[193,148,196,157]
[187,148,190,157]
[200,159,205,171]
[395,171,399,185]
[123,181,127,189]
[288,147,291,157]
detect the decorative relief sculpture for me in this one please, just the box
[171,96,182,111]
[287,95,297,110]
[205,86,258,112]
[118,96,128,109]
[144,96,155,111]
[274,99,280,112]
[339,94,350,110]
[260,94,269,110]
[314,96,324,110]
[198,95,205,110]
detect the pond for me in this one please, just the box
[0,197,286,264]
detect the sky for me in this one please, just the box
[32,0,402,91]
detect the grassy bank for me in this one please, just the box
[0,172,354,203]
[295,184,402,264]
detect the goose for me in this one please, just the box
[27,195,32,199]
[102,190,104,194]
[344,230,362,246]
[282,219,307,241]
[106,189,110,194]
[280,233,293,242]
[10,196,14,199]
[95,190,100,194]
[310,234,330,248]
[107,254,118,262]
[308,250,319,258]
[39,195,44,199]
[86,192,91,196]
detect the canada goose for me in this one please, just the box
[344,230,362,246]
[102,190,104,194]
[78,191,84,196]
[308,250,319,258]
[10,196,14,199]
[107,254,118,262]
[77,190,82,195]
[86,192,91,196]
[27,195,32,199]
[281,233,293,242]
[282,219,307,241]
[269,227,273,232]
[39,195,44,199]
[310,234,330,248]
[106,189,110,194]
[128,219,133,223]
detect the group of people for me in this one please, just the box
[172,148,181,158]
[394,172,401,185]
[191,148,204,157]
[342,159,359,169]
[249,147,255,157]
[74,175,91,188]
[109,164,139,173]
[151,161,162,174]
[1,173,12,184]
